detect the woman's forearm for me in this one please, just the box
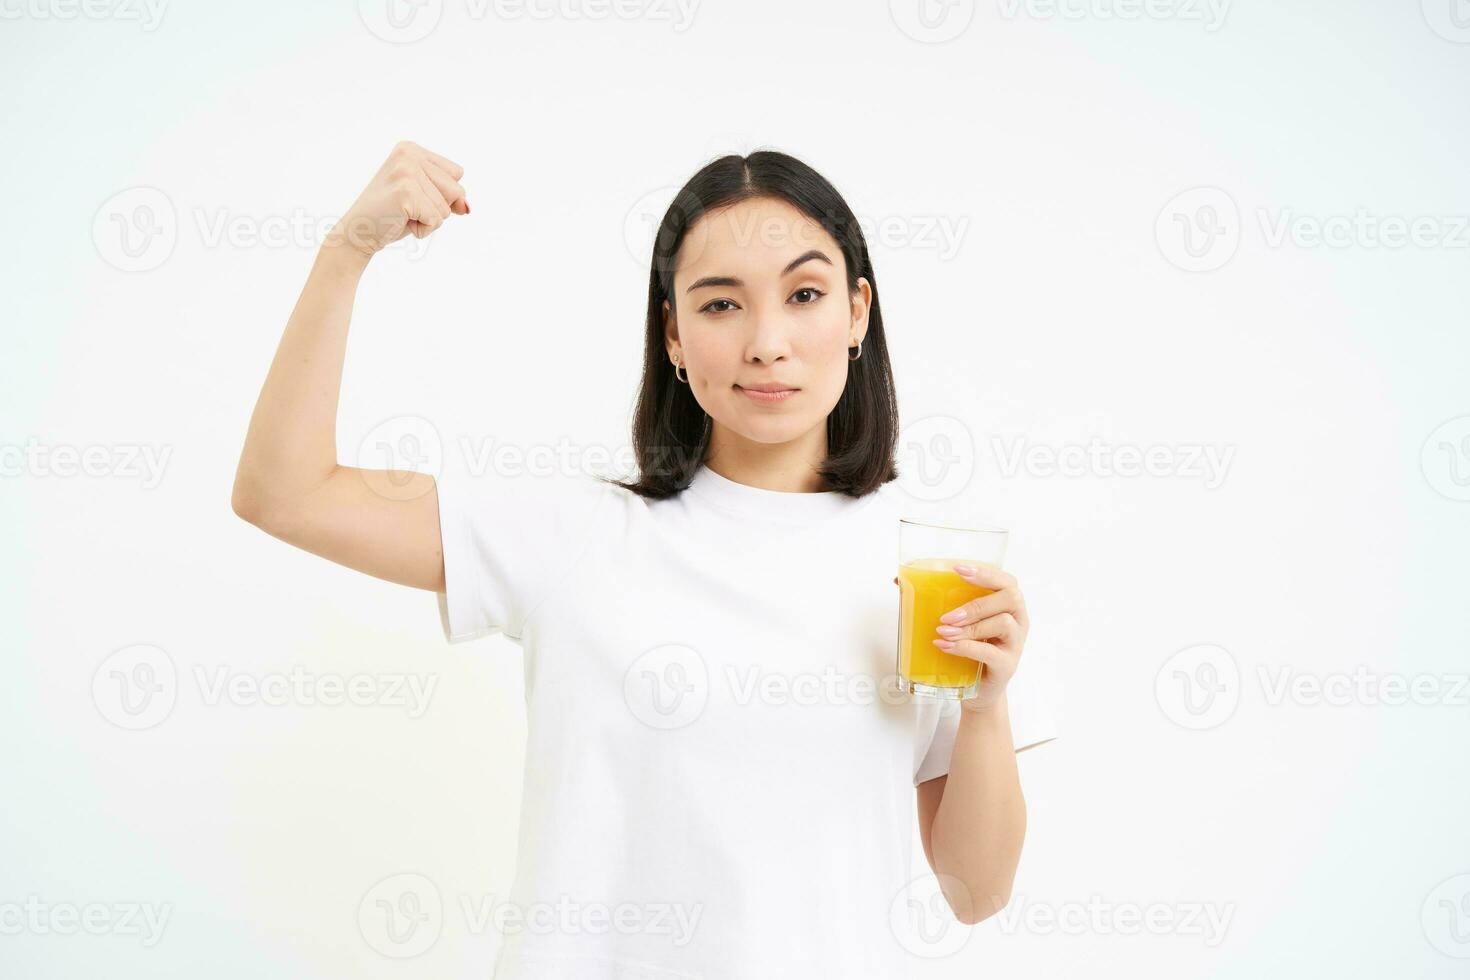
[928,698,1027,925]
[232,241,370,514]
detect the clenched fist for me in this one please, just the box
[328,140,470,260]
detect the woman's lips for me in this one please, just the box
[736,385,799,404]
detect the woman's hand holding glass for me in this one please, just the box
[894,562,1029,712]
[932,563,1028,712]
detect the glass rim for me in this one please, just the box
[898,517,1009,535]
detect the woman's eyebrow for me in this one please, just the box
[684,249,833,292]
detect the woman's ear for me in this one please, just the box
[850,277,873,346]
[663,300,682,363]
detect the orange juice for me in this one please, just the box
[897,557,995,691]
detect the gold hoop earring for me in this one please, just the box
[673,355,689,383]
[848,339,863,361]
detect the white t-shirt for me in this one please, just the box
[434,460,1057,979]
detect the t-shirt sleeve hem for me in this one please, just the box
[911,676,1060,786]
[434,469,501,644]
[911,722,1059,787]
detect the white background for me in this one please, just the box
[3,0,1469,977]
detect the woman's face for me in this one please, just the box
[663,196,871,452]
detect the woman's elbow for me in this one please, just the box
[954,889,1011,926]
[231,470,274,528]
[944,874,1015,926]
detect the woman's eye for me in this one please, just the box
[700,290,823,314]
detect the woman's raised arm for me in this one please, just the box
[230,141,469,592]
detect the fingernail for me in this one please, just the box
[940,610,964,624]
[933,638,955,651]
[954,564,975,575]
[936,625,962,637]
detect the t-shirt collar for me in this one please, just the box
[685,462,860,523]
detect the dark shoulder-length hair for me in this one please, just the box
[606,149,900,501]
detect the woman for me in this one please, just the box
[231,142,1055,978]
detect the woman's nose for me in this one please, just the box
[745,319,793,364]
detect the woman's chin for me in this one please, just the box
[723,415,820,446]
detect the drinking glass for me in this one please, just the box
[896,518,1010,699]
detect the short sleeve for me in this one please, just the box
[433,462,612,644]
[912,662,1058,786]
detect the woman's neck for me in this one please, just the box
[702,426,830,493]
